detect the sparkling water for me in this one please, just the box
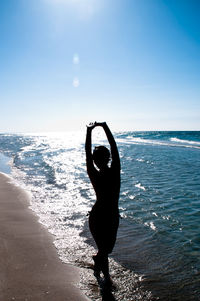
[0,131,200,300]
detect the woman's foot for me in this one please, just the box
[104,275,113,287]
[92,255,101,277]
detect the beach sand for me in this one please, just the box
[0,173,90,301]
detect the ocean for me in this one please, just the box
[0,131,199,300]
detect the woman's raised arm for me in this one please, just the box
[101,122,120,169]
[85,123,96,176]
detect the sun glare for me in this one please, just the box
[46,0,99,19]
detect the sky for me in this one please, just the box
[0,0,200,132]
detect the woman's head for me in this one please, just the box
[93,146,110,169]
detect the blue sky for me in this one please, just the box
[0,0,200,132]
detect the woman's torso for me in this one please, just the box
[91,166,120,211]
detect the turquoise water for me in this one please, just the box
[0,131,200,300]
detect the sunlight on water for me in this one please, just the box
[0,131,200,300]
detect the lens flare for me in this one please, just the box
[73,53,79,65]
[73,77,80,87]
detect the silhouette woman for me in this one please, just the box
[85,122,120,282]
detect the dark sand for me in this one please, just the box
[0,173,90,301]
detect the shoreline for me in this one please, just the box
[0,172,90,301]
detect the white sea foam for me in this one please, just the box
[135,183,146,191]
[170,137,200,145]
[117,137,200,149]
[144,221,156,231]
[152,212,158,217]
[136,158,145,162]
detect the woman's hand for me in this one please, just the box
[87,122,107,130]
[87,122,97,130]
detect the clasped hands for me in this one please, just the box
[87,121,107,130]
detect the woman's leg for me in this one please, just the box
[93,251,110,280]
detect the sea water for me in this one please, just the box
[0,131,199,300]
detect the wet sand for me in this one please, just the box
[0,173,90,301]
